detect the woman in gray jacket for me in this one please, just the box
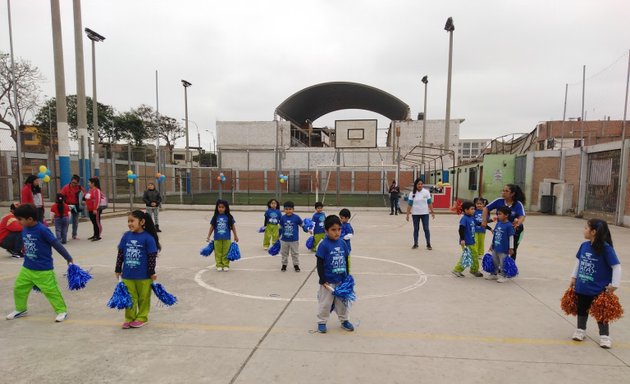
[143,182,162,232]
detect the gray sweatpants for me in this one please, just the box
[146,206,159,226]
[492,251,508,276]
[317,283,349,324]
[280,240,299,266]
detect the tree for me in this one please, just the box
[113,112,145,146]
[33,95,120,143]
[129,104,185,163]
[0,52,44,142]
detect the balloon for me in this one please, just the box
[130,174,137,180]
[43,175,50,183]
[280,179,285,183]
[38,172,46,179]
[128,178,134,184]
[160,175,166,180]
[216,176,221,181]
[283,175,288,180]
[39,165,47,173]
[127,170,133,175]
[45,169,51,176]
[221,176,226,182]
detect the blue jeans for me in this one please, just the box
[412,214,431,247]
[70,205,80,237]
[54,216,69,243]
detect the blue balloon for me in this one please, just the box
[45,169,51,176]
[37,172,45,179]
[160,174,166,180]
[130,174,138,180]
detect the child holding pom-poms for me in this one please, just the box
[206,199,239,272]
[569,219,621,349]
[316,215,354,333]
[6,204,74,322]
[262,198,281,250]
[484,206,514,283]
[452,201,482,277]
[114,210,161,329]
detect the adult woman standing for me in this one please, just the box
[21,175,44,223]
[85,177,103,241]
[405,178,436,250]
[482,183,526,259]
[388,180,402,215]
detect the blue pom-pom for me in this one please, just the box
[305,236,315,250]
[67,263,93,290]
[151,282,177,307]
[333,274,357,305]
[268,240,281,256]
[200,241,214,257]
[227,242,241,261]
[258,226,266,233]
[460,248,472,268]
[482,253,495,273]
[32,285,41,293]
[503,256,519,278]
[303,218,314,232]
[107,281,133,310]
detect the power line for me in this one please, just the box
[567,51,629,86]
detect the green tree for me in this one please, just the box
[114,111,145,146]
[128,104,185,163]
[0,52,44,142]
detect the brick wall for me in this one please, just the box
[531,157,560,206]
[563,154,582,212]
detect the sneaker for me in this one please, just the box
[572,328,586,341]
[223,267,229,272]
[11,253,23,259]
[497,276,508,283]
[411,244,419,249]
[91,237,102,242]
[470,271,483,277]
[263,246,268,250]
[122,322,131,329]
[216,266,223,271]
[6,310,27,320]
[426,245,433,250]
[55,312,68,322]
[485,274,498,280]
[129,321,146,328]
[281,265,287,272]
[451,270,465,278]
[317,323,327,333]
[72,235,78,240]
[156,225,162,233]
[599,335,612,349]
[341,320,355,331]
[87,236,95,240]
[294,265,301,272]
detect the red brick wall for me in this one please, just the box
[564,154,582,212]
[531,157,560,206]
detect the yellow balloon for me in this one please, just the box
[127,170,133,175]
[43,175,51,183]
[279,178,285,183]
[39,165,47,173]
[128,178,134,184]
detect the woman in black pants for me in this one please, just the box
[85,177,103,241]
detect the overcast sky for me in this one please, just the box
[2,0,630,149]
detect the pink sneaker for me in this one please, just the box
[129,321,146,328]
[121,322,131,329]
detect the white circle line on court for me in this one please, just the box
[193,255,427,302]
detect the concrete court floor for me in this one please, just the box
[0,207,628,384]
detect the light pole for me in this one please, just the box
[444,17,455,171]
[421,75,428,179]
[85,27,105,177]
[6,0,23,190]
[181,80,192,194]
[182,118,201,166]
[73,0,89,188]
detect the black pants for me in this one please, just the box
[1,231,23,254]
[88,209,103,238]
[576,292,609,335]
[511,225,524,260]
[390,197,398,213]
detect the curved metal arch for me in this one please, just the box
[275,82,410,126]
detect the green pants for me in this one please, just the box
[13,267,67,314]
[214,239,231,268]
[453,245,480,273]
[472,232,486,260]
[263,224,279,248]
[122,278,152,323]
[311,233,325,251]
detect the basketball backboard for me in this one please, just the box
[335,119,377,148]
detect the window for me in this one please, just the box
[468,168,477,190]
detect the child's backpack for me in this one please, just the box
[99,192,108,209]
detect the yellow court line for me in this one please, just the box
[16,316,629,349]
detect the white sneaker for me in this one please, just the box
[484,274,498,280]
[216,266,222,271]
[223,267,229,272]
[572,328,586,341]
[55,312,68,322]
[599,335,612,349]
[497,276,508,283]
[6,310,27,320]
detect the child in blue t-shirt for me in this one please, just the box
[262,198,281,250]
[279,201,304,272]
[316,215,354,333]
[485,206,515,283]
[339,208,354,272]
[310,202,326,251]
[206,199,239,272]
[6,204,74,323]
[472,197,492,261]
[115,210,161,329]
[569,219,621,349]
[452,201,482,277]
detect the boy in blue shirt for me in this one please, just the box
[485,206,515,283]
[310,202,326,251]
[6,204,74,322]
[452,201,482,277]
[316,215,354,333]
[339,208,354,271]
[279,201,304,272]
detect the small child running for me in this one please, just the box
[6,204,74,322]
